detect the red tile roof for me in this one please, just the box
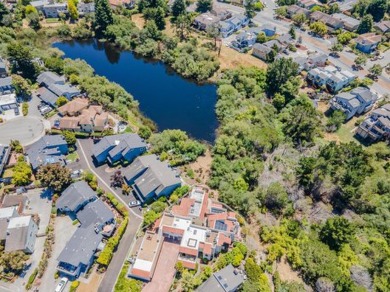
[171,198,195,217]
[218,233,231,246]
[180,260,197,270]
[203,243,212,255]
[162,226,185,236]
[131,268,151,280]
[179,246,198,256]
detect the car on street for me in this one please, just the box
[14,107,20,116]
[40,106,52,115]
[55,277,68,292]
[129,200,141,207]
[54,120,60,128]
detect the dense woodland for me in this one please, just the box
[0,0,389,291]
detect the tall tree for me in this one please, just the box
[171,0,186,18]
[289,25,296,39]
[0,2,9,24]
[94,0,113,36]
[266,57,299,95]
[68,0,79,21]
[245,0,257,19]
[37,164,72,192]
[357,14,373,34]
[174,13,192,40]
[279,95,322,147]
[367,0,387,22]
[196,0,212,13]
[7,42,37,80]
[320,217,355,250]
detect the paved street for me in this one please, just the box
[76,139,143,292]
[0,116,45,146]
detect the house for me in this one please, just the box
[56,181,98,213]
[332,13,360,31]
[197,264,246,292]
[355,33,382,54]
[298,0,320,9]
[339,0,358,12]
[5,216,38,254]
[0,93,18,114]
[92,133,147,165]
[252,43,272,61]
[309,11,343,30]
[286,5,310,18]
[356,104,390,141]
[0,206,19,240]
[36,71,80,106]
[25,135,69,171]
[77,2,94,15]
[326,69,356,93]
[57,225,103,278]
[193,7,232,31]
[0,144,10,176]
[1,195,28,212]
[194,13,220,31]
[231,31,257,49]
[59,101,109,133]
[129,186,239,281]
[307,66,356,92]
[109,0,135,8]
[330,87,378,120]
[0,76,13,95]
[76,199,115,232]
[374,20,390,34]
[219,21,235,38]
[0,58,7,78]
[123,154,181,202]
[42,2,67,18]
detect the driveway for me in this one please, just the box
[38,216,77,292]
[76,139,143,292]
[143,241,180,292]
[0,116,45,146]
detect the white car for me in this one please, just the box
[55,277,68,292]
[129,200,141,207]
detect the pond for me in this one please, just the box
[53,39,218,143]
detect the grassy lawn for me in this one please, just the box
[2,168,14,178]
[66,152,79,162]
[45,18,59,23]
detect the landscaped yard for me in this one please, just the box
[66,152,79,162]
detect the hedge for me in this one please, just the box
[97,217,128,267]
[69,281,80,292]
[105,193,128,218]
[25,268,38,290]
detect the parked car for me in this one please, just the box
[129,200,141,207]
[40,106,52,115]
[55,278,68,292]
[14,107,20,116]
[53,120,60,128]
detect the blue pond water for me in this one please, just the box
[54,39,218,143]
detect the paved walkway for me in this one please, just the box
[76,140,143,292]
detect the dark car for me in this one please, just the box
[14,107,20,116]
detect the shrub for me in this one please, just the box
[69,281,80,292]
[22,102,28,116]
[25,268,38,290]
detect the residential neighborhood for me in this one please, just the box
[0,0,389,291]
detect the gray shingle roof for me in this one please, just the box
[76,199,114,228]
[124,154,181,198]
[57,181,97,212]
[57,225,103,267]
[37,71,65,85]
[197,264,245,292]
[351,87,376,103]
[25,135,67,170]
[37,86,59,105]
[92,133,146,159]
[5,216,35,252]
[0,76,12,88]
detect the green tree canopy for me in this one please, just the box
[357,14,373,34]
[196,0,212,13]
[37,164,72,192]
[94,0,113,36]
[320,217,355,250]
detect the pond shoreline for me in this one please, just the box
[53,39,218,143]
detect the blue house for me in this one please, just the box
[92,133,147,165]
[56,181,98,213]
[356,33,382,54]
[123,154,181,202]
[250,24,276,37]
[25,135,69,171]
